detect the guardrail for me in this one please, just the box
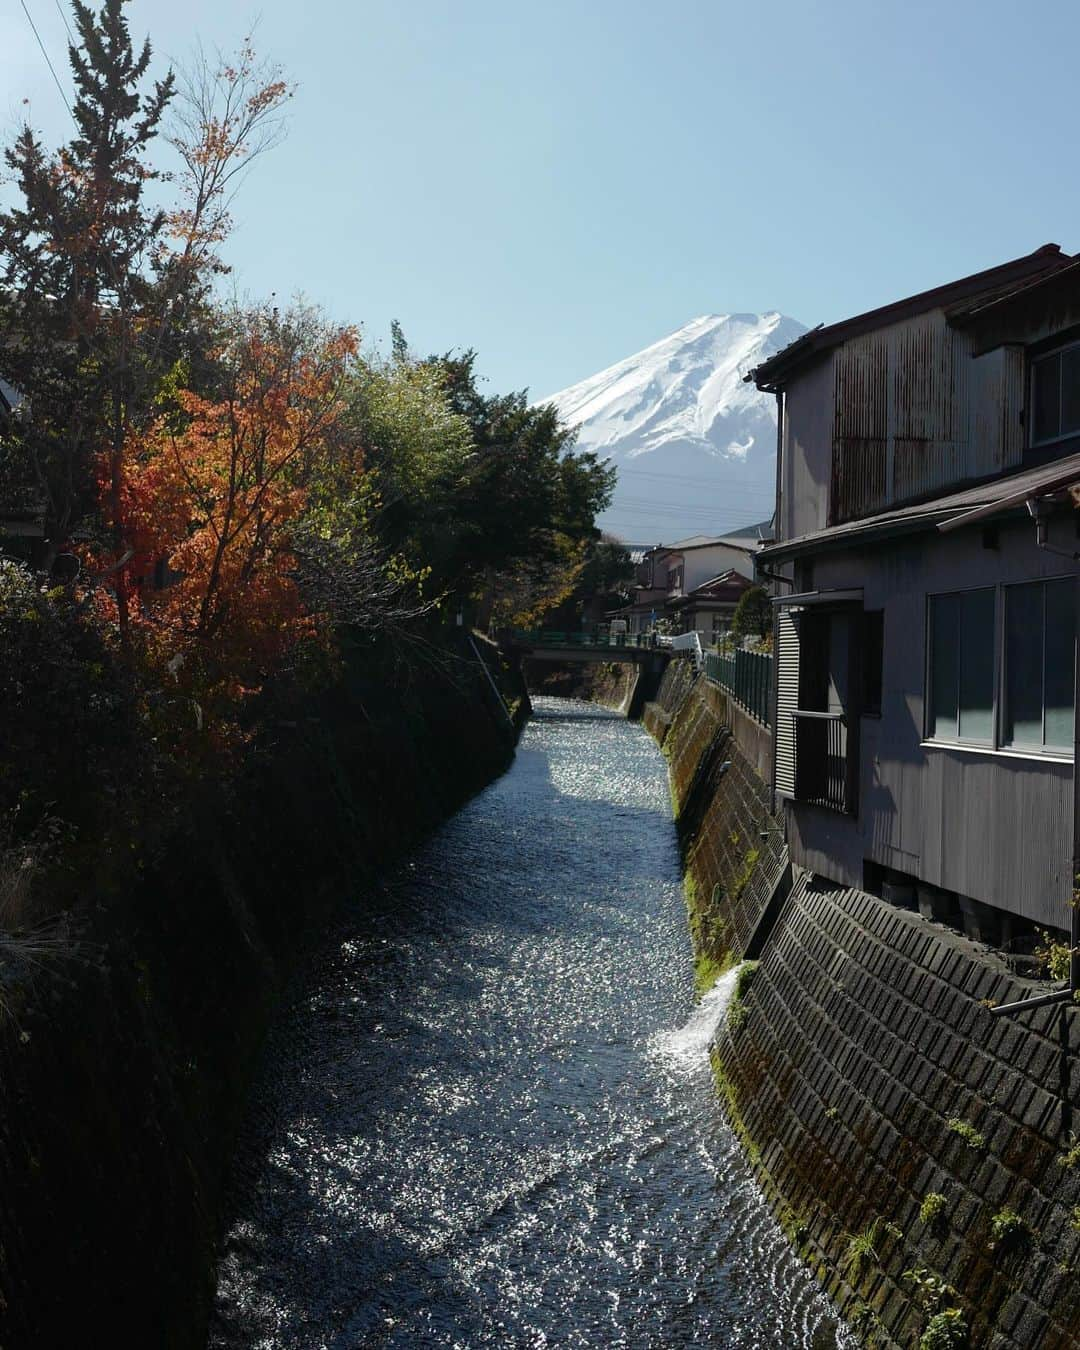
[704,647,772,727]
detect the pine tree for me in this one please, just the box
[0,0,175,569]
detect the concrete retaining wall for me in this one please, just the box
[649,663,1080,1349]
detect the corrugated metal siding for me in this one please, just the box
[829,311,1023,524]
[775,609,799,796]
[917,749,1072,930]
[786,522,1078,928]
[966,344,1025,477]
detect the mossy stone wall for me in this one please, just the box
[651,663,1080,1349]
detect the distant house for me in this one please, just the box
[751,241,1080,945]
[668,569,752,642]
[612,534,758,637]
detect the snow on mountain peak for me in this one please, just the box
[540,311,807,542]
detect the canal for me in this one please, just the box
[209,699,851,1348]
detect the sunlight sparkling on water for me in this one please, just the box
[209,697,853,1349]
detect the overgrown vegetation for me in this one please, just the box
[904,1265,957,1314]
[920,1308,969,1350]
[945,1118,986,1150]
[919,1192,949,1231]
[843,1219,881,1276]
[1060,1135,1080,1171]
[0,1,612,937]
[1035,930,1074,982]
[727,959,760,1031]
[988,1207,1032,1254]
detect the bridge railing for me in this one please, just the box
[704,647,772,727]
[511,628,658,650]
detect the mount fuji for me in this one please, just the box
[540,311,807,544]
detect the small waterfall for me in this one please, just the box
[654,963,743,1066]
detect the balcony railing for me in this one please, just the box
[704,648,772,727]
[793,710,853,813]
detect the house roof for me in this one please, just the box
[757,449,1080,564]
[688,569,751,597]
[668,569,751,609]
[747,244,1075,391]
[652,534,757,555]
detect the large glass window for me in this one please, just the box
[927,589,995,742]
[1003,578,1075,751]
[1032,343,1080,445]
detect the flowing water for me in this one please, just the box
[209,699,852,1349]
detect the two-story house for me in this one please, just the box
[617,534,757,637]
[750,242,1080,948]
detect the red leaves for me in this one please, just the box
[91,322,357,709]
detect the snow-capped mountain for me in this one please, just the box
[540,312,807,543]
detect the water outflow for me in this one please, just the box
[209,698,851,1349]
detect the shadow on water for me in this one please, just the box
[209,697,853,1350]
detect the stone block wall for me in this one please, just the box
[717,873,1080,1349]
[647,661,787,986]
[650,665,1080,1348]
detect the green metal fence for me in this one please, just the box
[704,647,772,726]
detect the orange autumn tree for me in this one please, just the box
[100,313,359,709]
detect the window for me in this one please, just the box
[1031,342,1080,445]
[862,610,884,716]
[1003,578,1075,751]
[927,589,995,743]
[792,607,859,813]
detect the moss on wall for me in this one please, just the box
[649,666,1080,1349]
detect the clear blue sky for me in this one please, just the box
[3,0,1077,399]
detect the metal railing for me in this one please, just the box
[793,710,851,812]
[511,628,659,650]
[704,647,772,726]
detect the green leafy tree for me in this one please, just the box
[732,584,772,642]
[431,350,615,622]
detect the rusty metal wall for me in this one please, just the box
[827,310,1024,524]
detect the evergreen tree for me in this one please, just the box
[0,0,175,564]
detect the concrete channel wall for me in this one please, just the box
[647,660,1080,1350]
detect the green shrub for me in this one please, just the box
[919,1192,948,1229]
[1060,1136,1080,1171]
[989,1207,1031,1254]
[1035,930,1073,982]
[904,1264,956,1313]
[920,1307,969,1350]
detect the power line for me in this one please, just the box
[52,0,75,46]
[18,0,73,119]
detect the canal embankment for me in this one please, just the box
[647,660,1080,1350]
[208,697,850,1349]
[0,631,521,1350]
